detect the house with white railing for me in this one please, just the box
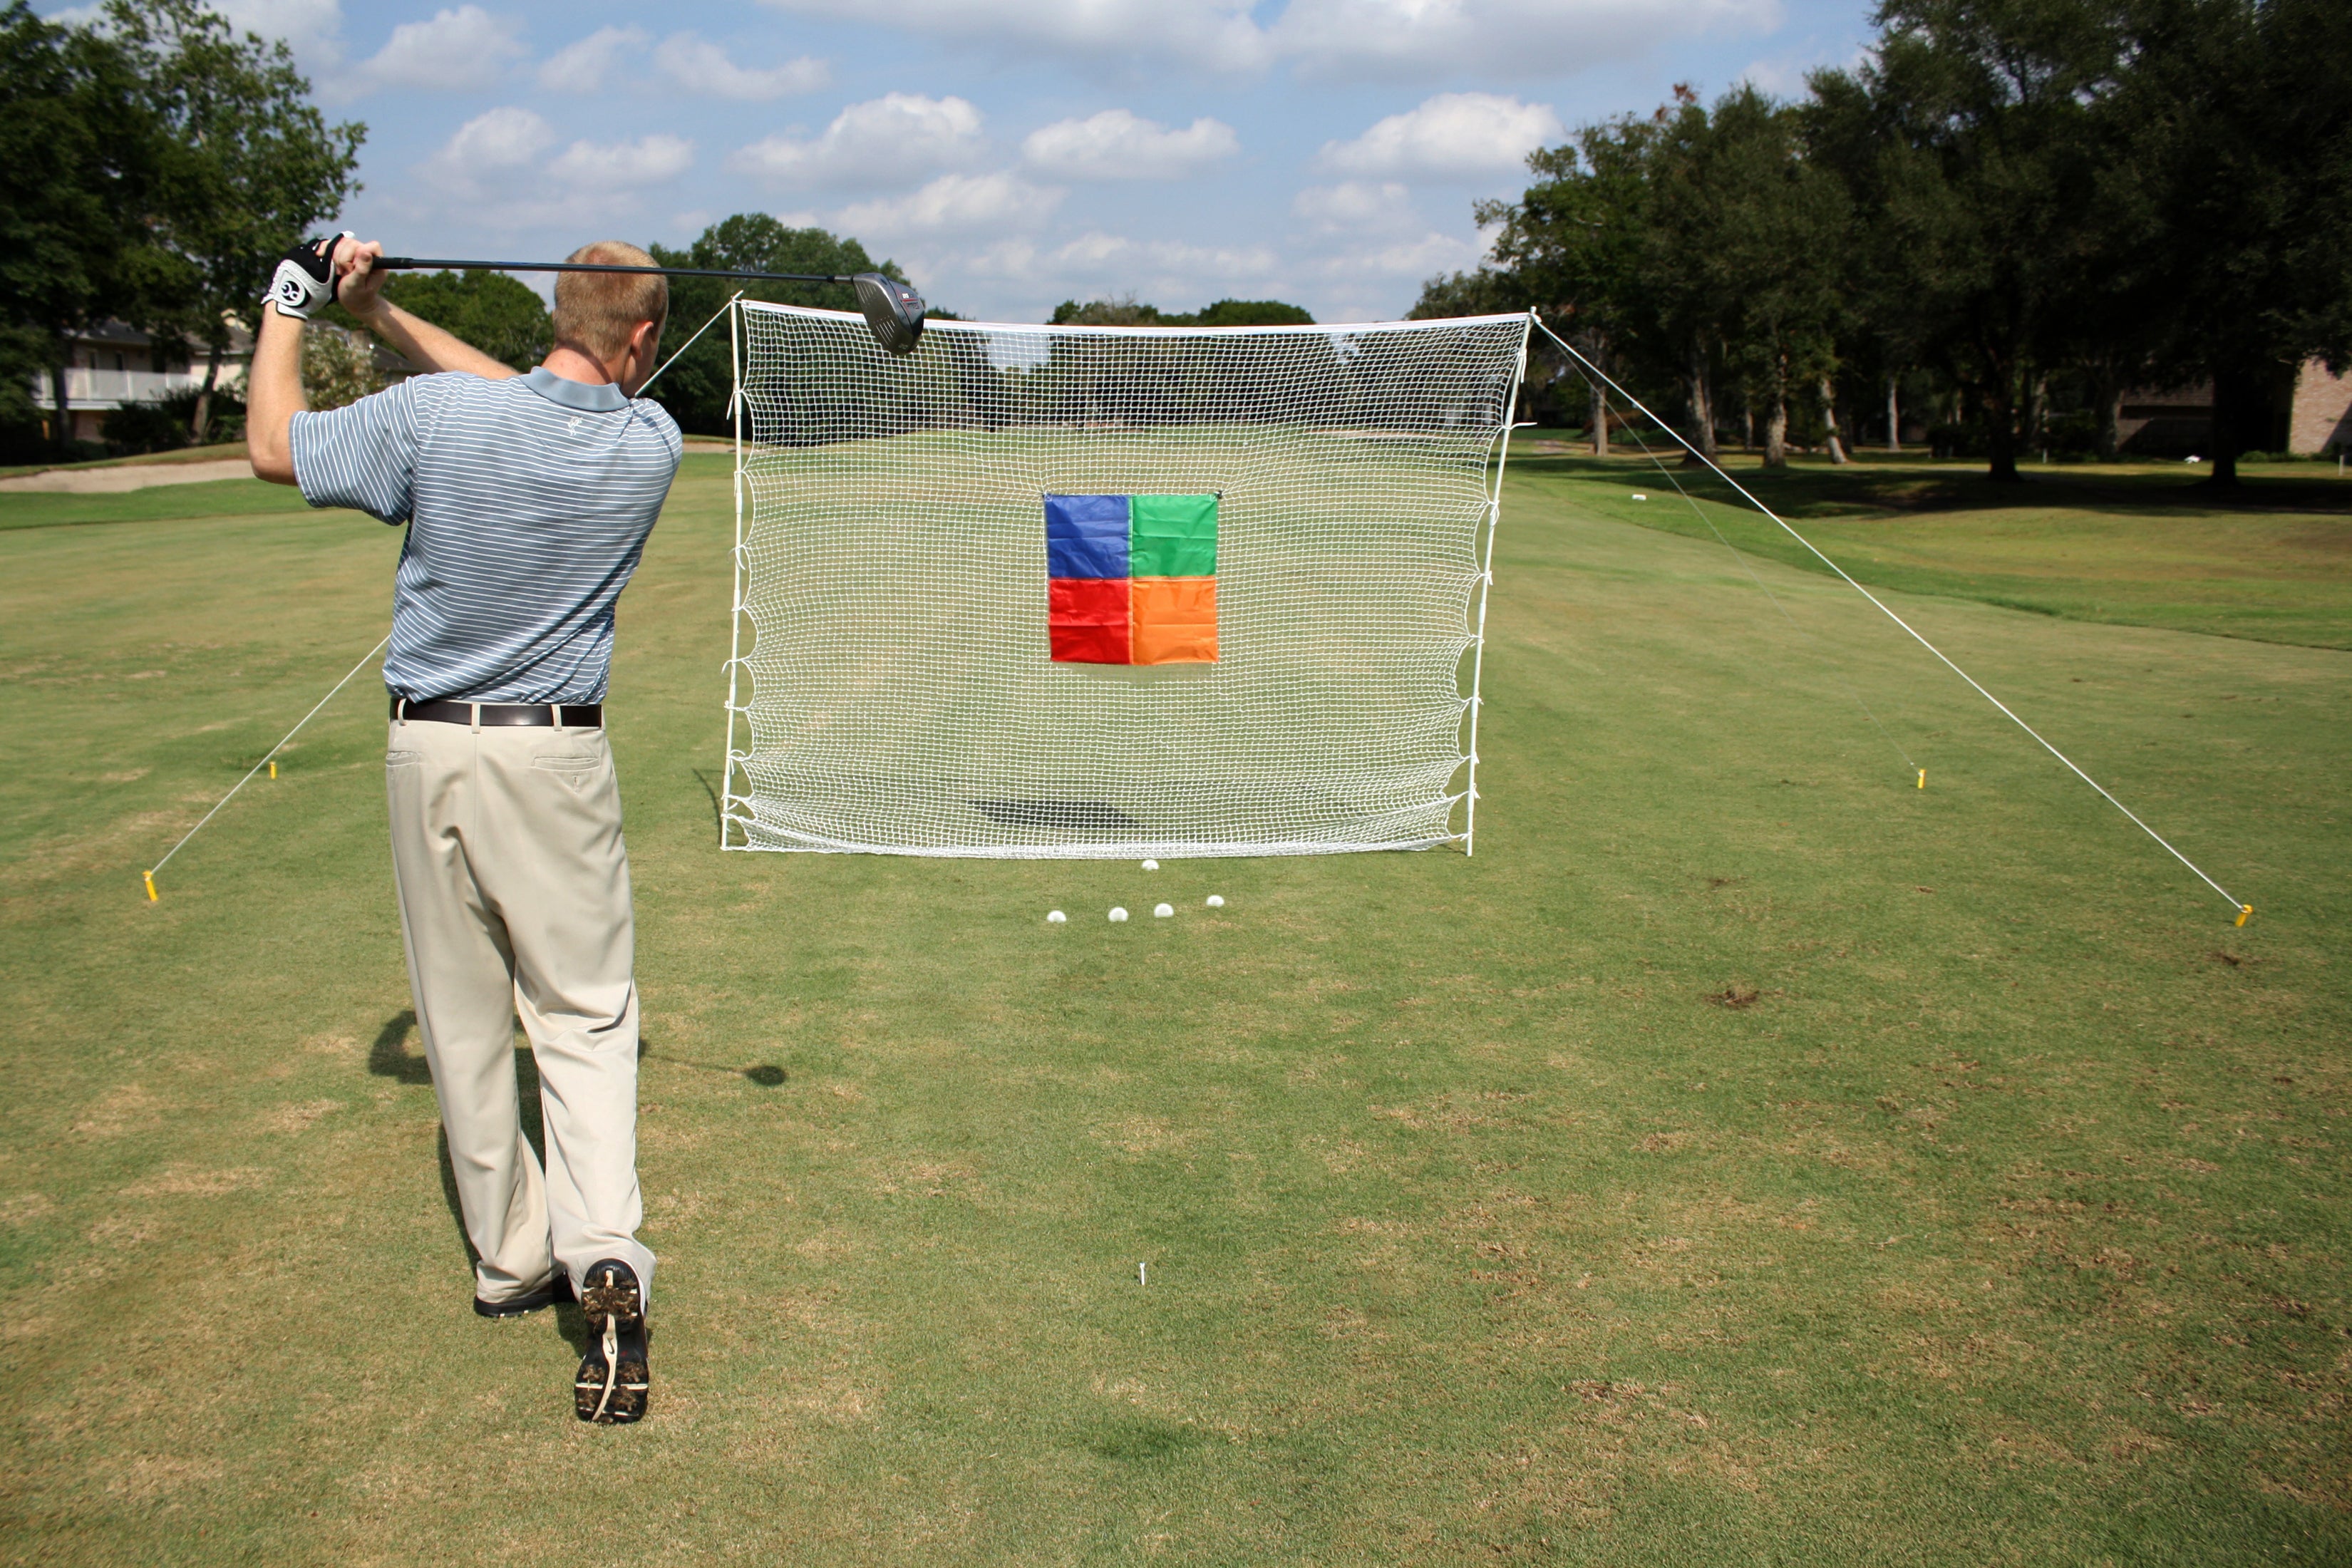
[29,318,253,444]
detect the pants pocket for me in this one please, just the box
[531,754,607,795]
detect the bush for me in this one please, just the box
[2041,408,2100,458]
[102,397,192,455]
[96,383,248,455]
[303,327,383,412]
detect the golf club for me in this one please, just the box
[371,257,927,356]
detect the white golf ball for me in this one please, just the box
[1205,894,1225,908]
[1140,858,1159,871]
[1046,909,1066,924]
[1153,903,1173,918]
[1108,907,1128,922]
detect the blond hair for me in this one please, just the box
[551,241,668,362]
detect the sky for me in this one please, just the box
[54,0,1880,326]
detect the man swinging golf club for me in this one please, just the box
[249,233,673,1423]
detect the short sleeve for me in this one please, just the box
[289,375,445,524]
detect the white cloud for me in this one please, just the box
[1021,110,1238,181]
[1292,180,1417,232]
[653,33,827,100]
[346,5,524,94]
[408,110,689,232]
[1056,233,1281,282]
[1312,231,1480,278]
[835,172,1064,238]
[548,134,695,190]
[537,25,646,93]
[755,0,1778,81]
[757,0,1269,73]
[212,0,346,61]
[537,28,827,98]
[1271,0,1780,81]
[415,105,552,207]
[1317,93,1562,181]
[729,93,984,188]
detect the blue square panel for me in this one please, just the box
[1044,494,1130,579]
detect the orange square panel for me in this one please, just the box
[1130,576,1217,665]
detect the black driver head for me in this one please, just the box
[852,273,926,356]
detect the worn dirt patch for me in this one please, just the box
[121,1165,269,1198]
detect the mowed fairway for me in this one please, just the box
[1,445,2346,1565]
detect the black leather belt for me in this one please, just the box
[392,696,603,727]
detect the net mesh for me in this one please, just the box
[723,302,1529,858]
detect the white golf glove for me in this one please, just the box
[263,233,352,319]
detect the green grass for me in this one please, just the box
[1,451,2346,1564]
[1525,442,2352,650]
[0,475,311,532]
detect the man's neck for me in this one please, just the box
[540,345,617,386]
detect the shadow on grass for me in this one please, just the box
[371,1009,551,1275]
[1083,1416,1207,1463]
[691,767,722,837]
[370,1009,780,1344]
[641,1033,788,1086]
[1511,448,2352,522]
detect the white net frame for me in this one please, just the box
[721,301,1530,859]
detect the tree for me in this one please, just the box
[0,2,186,457]
[1472,113,1664,453]
[1188,299,1315,326]
[1048,296,1316,326]
[347,271,550,371]
[1691,86,1852,468]
[1809,1,2131,481]
[2110,0,2352,483]
[104,0,363,441]
[647,215,907,435]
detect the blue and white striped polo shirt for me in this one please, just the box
[290,366,682,705]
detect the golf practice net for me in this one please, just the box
[721,301,1530,858]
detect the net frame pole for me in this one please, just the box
[721,297,748,850]
[1461,316,1534,858]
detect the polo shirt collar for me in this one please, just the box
[522,366,628,412]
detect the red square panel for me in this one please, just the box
[1049,577,1131,664]
[1050,623,1132,664]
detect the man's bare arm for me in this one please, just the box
[336,245,517,380]
[353,296,518,381]
[247,304,305,485]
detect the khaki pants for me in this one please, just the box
[386,715,653,1307]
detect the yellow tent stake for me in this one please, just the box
[268,759,277,779]
[2236,904,2252,927]
[1917,769,1925,789]
[143,870,157,902]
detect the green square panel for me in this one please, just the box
[1128,494,1218,577]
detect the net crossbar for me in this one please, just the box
[721,301,1531,858]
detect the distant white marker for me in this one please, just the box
[1140,858,1159,871]
[1205,894,1224,908]
[1046,909,1066,924]
[1631,492,1648,501]
[1108,907,1128,922]
[1153,903,1173,918]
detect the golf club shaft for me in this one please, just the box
[375,257,855,284]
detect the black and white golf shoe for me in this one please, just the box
[574,1259,649,1424]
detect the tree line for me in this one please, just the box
[0,0,362,456]
[1414,0,2352,485]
